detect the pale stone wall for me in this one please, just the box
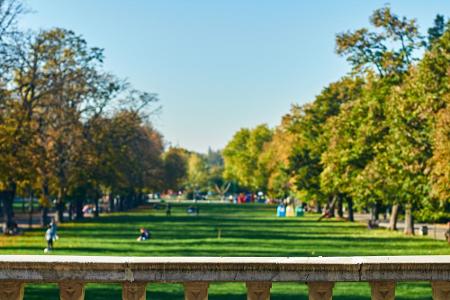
[0,255,449,282]
[0,255,448,299]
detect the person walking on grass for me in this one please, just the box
[44,224,57,253]
[49,218,58,238]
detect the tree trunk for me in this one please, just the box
[137,192,144,206]
[109,194,114,212]
[328,195,335,217]
[315,200,322,213]
[40,181,50,227]
[75,198,83,220]
[28,192,34,229]
[68,202,73,221]
[131,193,135,209]
[1,181,17,234]
[130,193,135,209]
[56,202,64,223]
[40,206,49,228]
[337,195,344,218]
[94,196,99,218]
[347,197,354,222]
[370,204,377,222]
[388,204,399,230]
[119,196,124,212]
[127,193,133,210]
[56,188,65,223]
[404,204,415,235]
[124,194,129,210]
[1,194,14,231]
[135,193,139,207]
[375,201,381,221]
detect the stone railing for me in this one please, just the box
[0,255,449,299]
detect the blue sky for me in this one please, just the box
[21,0,450,153]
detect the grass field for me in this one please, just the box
[1,203,448,299]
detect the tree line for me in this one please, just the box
[1,2,448,237]
[0,0,185,232]
[222,7,450,234]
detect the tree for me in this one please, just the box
[163,147,188,192]
[427,15,447,48]
[320,74,391,218]
[336,6,423,77]
[431,106,450,204]
[386,26,450,230]
[0,0,28,233]
[185,153,209,199]
[259,115,296,199]
[1,21,162,228]
[94,111,163,212]
[223,124,273,192]
[283,77,363,216]
[326,6,425,231]
[0,32,52,230]
[31,28,106,223]
[0,0,24,38]
[0,0,25,78]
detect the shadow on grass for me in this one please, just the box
[9,203,443,299]
[23,282,433,300]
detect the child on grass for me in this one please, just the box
[44,224,56,253]
[137,228,150,241]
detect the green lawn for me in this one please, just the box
[1,203,448,299]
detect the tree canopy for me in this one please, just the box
[222,7,449,232]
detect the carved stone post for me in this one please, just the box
[246,282,272,300]
[122,282,147,300]
[184,282,209,300]
[369,281,395,300]
[59,281,85,300]
[432,281,450,300]
[0,281,24,300]
[307,282,334,300]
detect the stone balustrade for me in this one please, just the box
[0,255,449,299]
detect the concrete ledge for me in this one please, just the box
[0,255,448,283]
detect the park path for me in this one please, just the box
[0,211,56,229]
[354,213,447,241]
